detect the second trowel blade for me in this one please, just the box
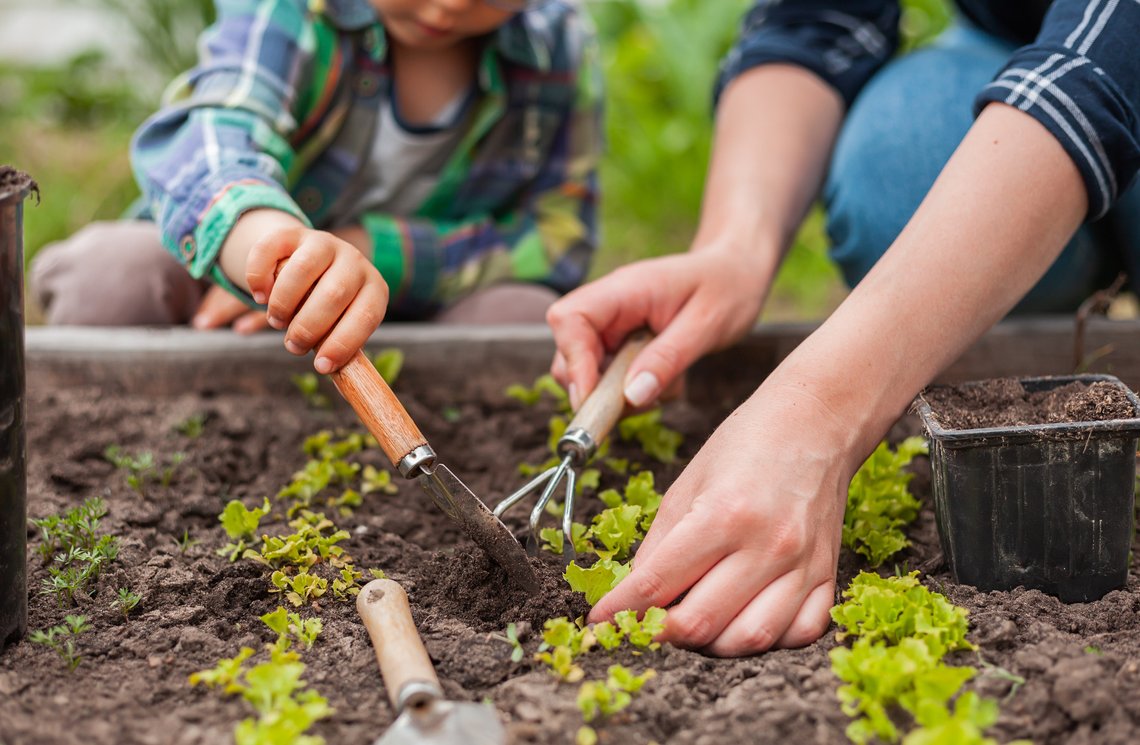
[417,463,541,595]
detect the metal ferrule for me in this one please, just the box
[397,445,436,479]
[557,427,596,465]
[396,680,443,714]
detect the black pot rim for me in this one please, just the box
[915,374,1140,447]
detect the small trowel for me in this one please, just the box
[329,351,539,594]
[357,578,506,745]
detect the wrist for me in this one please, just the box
[218,209,307,292]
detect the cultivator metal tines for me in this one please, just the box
[494,332,652,557]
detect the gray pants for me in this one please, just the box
[29,221,558,325]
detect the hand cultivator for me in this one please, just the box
[493,332,652,559]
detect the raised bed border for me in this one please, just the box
[25,317,1140,413]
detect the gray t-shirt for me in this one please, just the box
[334,89,472,223]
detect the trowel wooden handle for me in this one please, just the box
[567,330,653,442]
[330,351,427,469]
[357,578,441,711]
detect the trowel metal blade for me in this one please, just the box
[417,463,541,595]
[375,701,505,745]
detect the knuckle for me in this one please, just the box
[668,610,717,649]
[629,566,671,606]
[324,278,354,308]
[768,521,810,560]
[738,623,778,653]
[289,320,319,347]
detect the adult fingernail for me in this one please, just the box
[625,371,659,408]
[267,315,285,330]
[252,291,267,305]
[314,357,333,375]
[568,383,580,411]
[191,314,210,330]
[284,339,304,355]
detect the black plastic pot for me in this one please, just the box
[915,375,1140,602]
[0,167,34,650]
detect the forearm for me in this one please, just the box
[694,64,844,283]
[766,103,1088,471]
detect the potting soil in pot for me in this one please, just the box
[4,379,1140,744]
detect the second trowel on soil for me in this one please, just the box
[328,350,539,594]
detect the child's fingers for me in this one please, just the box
[245,226,305,303]
[266,239,336,329]
[282,258,364,356]
[313,281,388,373]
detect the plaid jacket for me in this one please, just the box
[131,0,602,317]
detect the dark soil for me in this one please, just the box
[922,377,1137,430]
[3,379,1140,744]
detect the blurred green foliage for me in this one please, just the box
[1,0,951,321]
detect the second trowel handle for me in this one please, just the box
[565,330,653,447]
[331,351,428,471]
[357,578,442,713]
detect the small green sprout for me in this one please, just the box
[174,413,206,438]
[371,348,404,385]
[261,606,323,652]
[291,373,331,409]
[104,446,186,494]
[29,615,91,670]
[32,497,108,562]
[218,498,271,562]
[496,623,526,663]
[172,528,200,555]
[41,535,120,606]
[115,587,142,620]
[505,374,570,411]
[270,570,329,607]
[564,559,631,605]
[617,408,682,463]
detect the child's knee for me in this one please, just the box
[30,221,206,326]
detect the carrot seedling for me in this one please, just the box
[172,528,200,555]
[29,615,91,671]
[115,587,142,621]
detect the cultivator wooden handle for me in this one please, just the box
[566,330,653,443]
[331,351,428,469]
[357,578,442,711]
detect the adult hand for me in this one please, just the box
[191,284,270,334]
[547,247,768,410]
[589,379,856,656]
[245,225,389,374]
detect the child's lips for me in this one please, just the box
[415,20,453,38]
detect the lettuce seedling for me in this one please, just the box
[497,622,525,663]
[218,498,271,562]
[617,408,682,463]
[589,505,644,560]
[371,348,404,385]
[291,373,331,409]
[505,374,571,412]
[902,691,1004,745]
[598,471,661,532]
[535,644,585,682]
[565,559,631,605]
[614,607,667,649]
[189,647,255,691]
[360,465,398,495]
[843,437,928,567]
[28,615,91,671]
[577,664,656,722]
[261,607,322,652]
[270,570,329,607]
[831,572,974,657]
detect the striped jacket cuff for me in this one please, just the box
[977,46,1139,221]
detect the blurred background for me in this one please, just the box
[0,0,952,323]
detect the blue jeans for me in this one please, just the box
[823,23,1140,313]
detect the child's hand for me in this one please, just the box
[245,224,389,374]
[191,285,270,334]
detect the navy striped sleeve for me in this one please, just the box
[714,0,900,109]
[975,0,1140,220]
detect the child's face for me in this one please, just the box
[373,0,515,50]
